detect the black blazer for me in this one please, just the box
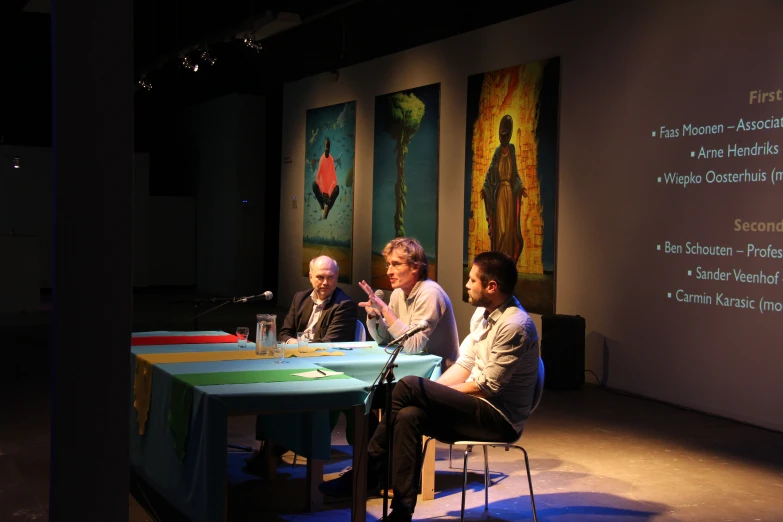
[278,287,358,343]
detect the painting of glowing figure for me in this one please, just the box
[463,57,560,314]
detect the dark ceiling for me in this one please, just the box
[2,0,572,148]
[131,0,574,88]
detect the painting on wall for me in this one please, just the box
[463,57,560,315]
[302,101,357,283]
[370,83,441,289]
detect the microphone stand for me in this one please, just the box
[368,338,407,520]
[191,297,233,331]
[190,293,268,331]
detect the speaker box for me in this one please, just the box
[541,314,586,390]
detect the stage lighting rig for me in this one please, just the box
[244,32,262,53]
[200,50,217,66]
[181,54,198,72]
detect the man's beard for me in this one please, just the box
[468,293,489,308]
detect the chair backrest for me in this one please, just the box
[355,319,366,342]
[531,356,545,414]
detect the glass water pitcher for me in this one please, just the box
[255,314,277,356]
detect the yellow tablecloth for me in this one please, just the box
[138,347,344,364]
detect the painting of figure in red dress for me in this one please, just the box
[303,101,356,283]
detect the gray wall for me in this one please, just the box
[278,0,783,431]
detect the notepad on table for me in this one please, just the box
[292,369,344,379]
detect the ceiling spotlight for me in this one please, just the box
[200,50,216,66]
[182,55,198,72]
[244,33,262,52]
[13,157,20,169]
[138,77,152,91]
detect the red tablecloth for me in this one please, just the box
[131,334,238,346]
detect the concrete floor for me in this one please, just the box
[2,290,782,521]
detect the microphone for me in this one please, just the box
[237,291,273,303]
[387,321,428,346]
[368,289,385,320]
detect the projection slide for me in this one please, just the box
[651,92,783,314]
[580,1,783,431]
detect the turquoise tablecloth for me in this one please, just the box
[129,332,442,522]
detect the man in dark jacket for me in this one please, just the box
[245,255,357,475]
[279,255,357,343]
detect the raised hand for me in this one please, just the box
[358,280,384,319]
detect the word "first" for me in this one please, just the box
[749,89,783,104]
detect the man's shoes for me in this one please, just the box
[318,466,382,498]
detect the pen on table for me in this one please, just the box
[317,369,327,375]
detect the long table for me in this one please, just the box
[129,331,442,522]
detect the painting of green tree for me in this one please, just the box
[371,83,440,289]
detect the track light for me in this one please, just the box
[200,50,216,66]
[182,55,198,72]
[138,76,152,91]
[13,157,20,169]
[244,33,262,52]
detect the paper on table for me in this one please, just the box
[291,369,345,379]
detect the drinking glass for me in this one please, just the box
[297,331,311,354]
[236,327,249,348]
[272,343,286,363]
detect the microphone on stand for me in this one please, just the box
[372,316,428,520]
[387,320,428,346]
[236,290,274,303]
[190,290,274,332]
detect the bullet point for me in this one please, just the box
[656,244,661,251]
[667,292,672,298]
[687,270,692,276]
[690,151,695,157]
[657,177,661,183]
[651,131,656,137]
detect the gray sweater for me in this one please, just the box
[366,279,460,370]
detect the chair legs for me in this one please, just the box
[446,443,539,522]
[422,440,538,522]
[482,445,490,509]
[460,445,470,522]
[515,445,538,522]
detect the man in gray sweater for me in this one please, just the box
[359,237,459,371]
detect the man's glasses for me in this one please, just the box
[385,261,409,270]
